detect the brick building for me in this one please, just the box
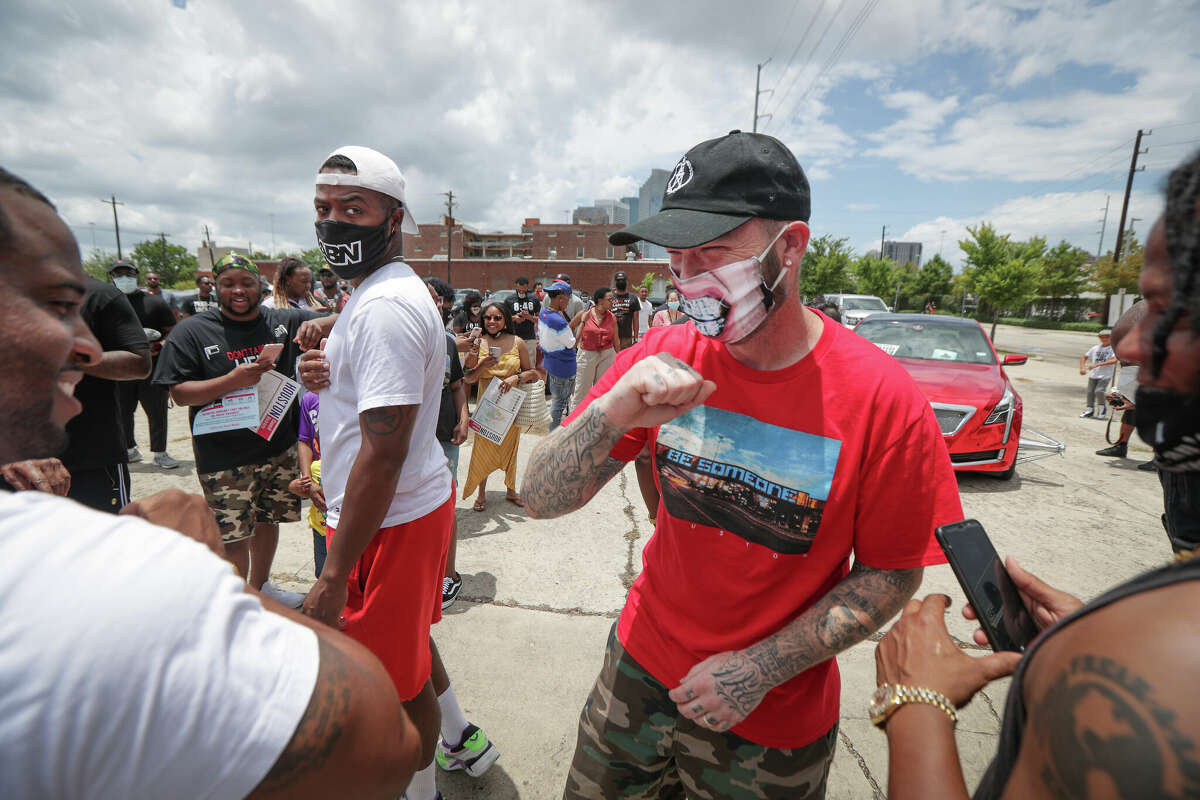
[408,257,671,296]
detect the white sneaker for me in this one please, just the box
[153,452,180,469]
[127,447,143,463]
[259,581,305,609]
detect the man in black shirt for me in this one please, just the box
[154,253,335,608]
[609,269,641,350]
[60,277,152,510]
[180,274,218,316]
[507,276,541,355]
[110,259,179,469]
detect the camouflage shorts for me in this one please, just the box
[198,447,301,543]
[564,625,837,800]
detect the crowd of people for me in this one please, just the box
[0,131,1197,800]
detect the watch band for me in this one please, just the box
[871,684,958,729]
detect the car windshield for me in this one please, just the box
[842,297,888,311]
[856,320,997,365]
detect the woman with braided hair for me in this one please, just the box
[874,149,1200,800]
[263,255,324,311]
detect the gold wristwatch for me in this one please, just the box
[869,684,958,729]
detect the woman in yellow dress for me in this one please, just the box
[462,299,539,512]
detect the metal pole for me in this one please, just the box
[1096,195,1110,258]
[1112,129,1149,267]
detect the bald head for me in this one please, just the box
[1111,300,1149,355]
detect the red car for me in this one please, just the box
[854,314,1027,479]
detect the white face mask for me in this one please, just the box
[669,225,789,343]
[112,275,138,294]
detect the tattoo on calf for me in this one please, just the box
[257,638,349,792]
[522,404,625,517]
[1036,654,1200,798]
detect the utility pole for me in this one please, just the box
[202,225,216,269]
[1112,129,1150,267]
[879,225,887,261]
[443,190,455,283]
[1096,194,1110,258]
[155,232,169,277]
[101,195,124,259]
[753,59,773,133]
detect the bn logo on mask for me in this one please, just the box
[319,240,362,266]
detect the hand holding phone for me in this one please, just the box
[936,520,1039,652]
[256,343,284,367]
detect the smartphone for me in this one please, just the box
[256,343,284,364]
[935,519,1038,653]
[489,346,501,359]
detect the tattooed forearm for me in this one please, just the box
[743,563,923,687]
[252,638,349,795]
[522,402,627,518]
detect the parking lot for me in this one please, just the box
[128,323,1168,799]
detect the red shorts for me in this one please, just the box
[327,490,454,701]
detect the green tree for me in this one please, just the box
[300,246,329,271]
[913,254,953,303]
[1037,240,1091,316]
[638,272,655,291]
[799,234,854,298]
[958,222,1011,295]
[974,257,1042,340]
[1091,233,1144,295]
[81,247,117,282]
[129,238,200,288]
[851,254,899,299]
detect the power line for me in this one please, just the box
[763,0,844,128]
[764,0,828,102]
[785,0,881,122]
[1146,120,1200,132]
[100,195,124,260]
[763,0,803,64]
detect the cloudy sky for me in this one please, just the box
[3,0,1198,269]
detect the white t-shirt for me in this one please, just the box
[1116,364,1140,398]
[0,491,319,800]
[1085,344,1116,379]
[321,261,451,528]
[637,301,652,337]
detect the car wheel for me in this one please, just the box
[994,463,1016,481]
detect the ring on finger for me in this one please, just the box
[705,714,719,727]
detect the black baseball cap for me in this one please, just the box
[614,270,628,280]
[610,130,810,249]
[555,272,571,283]
[108,259,137,274]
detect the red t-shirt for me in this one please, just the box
[564,313,962,748]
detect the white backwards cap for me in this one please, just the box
[315,145,420,235]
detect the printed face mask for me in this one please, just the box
[669,225,789,343]
[1135,386,1200,471]
[112,276,138,294]
[314,218,392,280]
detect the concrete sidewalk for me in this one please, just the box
[128,329,1169,798]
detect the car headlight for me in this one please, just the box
[983,386,1014,425]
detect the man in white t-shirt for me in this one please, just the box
[1079,329,1118,418]
[0,167,422,799]
[299,146,499,800]
[636,285,652,342]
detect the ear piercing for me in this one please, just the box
[785,259,793,266]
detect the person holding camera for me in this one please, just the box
[1094,302,1158,471]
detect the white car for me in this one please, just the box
[818,294,890,328]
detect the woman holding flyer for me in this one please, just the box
[462,300,537,512]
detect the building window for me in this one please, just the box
[576,247,584,258]
[415,246,423,252]
[606,246,614,258]
[440,232,447,238]
[548,231,557,238]
[440,245,447,251]
[577,231,585,237]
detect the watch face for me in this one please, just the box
[869,685,892,721]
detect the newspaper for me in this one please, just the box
[468,380,526,445]
[192,388,259,435]
[252,370,302,441]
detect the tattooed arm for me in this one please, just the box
[670,561,924,730]
[302,405,420,627]
[250,595,421,798]
[523,352,717,519]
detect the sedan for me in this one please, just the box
[854,314,1028,479]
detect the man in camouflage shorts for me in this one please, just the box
[154,253,334,608]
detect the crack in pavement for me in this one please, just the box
[617,467,643,592]
[838,730,885,800]
[977,687,1002,726]
[455,597,621,618]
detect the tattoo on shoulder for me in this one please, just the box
[522,404,624,517]
[1036,653,1200,798]
[255,637,349,794]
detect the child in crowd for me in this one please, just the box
[289,391,326,576]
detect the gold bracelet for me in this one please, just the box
[869,684,958,729]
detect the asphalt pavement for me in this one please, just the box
[127,323,1168,799]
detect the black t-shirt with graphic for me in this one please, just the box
[181,296,219,316]
[610,291,641,340]
[152,306,320,473]
[61,278,151,471]
[507,292,541,340]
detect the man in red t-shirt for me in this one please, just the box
[523,131,962,800]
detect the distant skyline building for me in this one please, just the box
[637,168,671,258]
[573,205,608,225]
[621,195,639,224]
[595,198,629,226]
[882,240,923,267]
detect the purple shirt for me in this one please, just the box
[298,392,319,453]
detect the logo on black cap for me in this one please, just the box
[666,157,694,195]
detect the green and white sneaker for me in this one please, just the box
[435,724,500,777]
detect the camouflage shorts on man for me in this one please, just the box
[198,447,301,543]
[564,625,837,800]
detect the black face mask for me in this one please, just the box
[614,280,627,291]
[315,218,392,280]
[1135,386,1200,471]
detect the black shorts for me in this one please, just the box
[1122,408,1136,427]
